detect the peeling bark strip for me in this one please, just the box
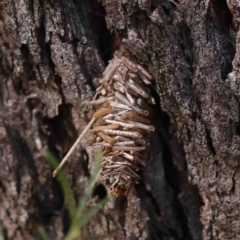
[1,0,240,239]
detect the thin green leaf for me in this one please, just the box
[39,226,50,240]
[64,148,107,240]
[74,148,102,223]
[0,225,4,240]
[64,228,81,240]
[43,151,76,219]
[80,196,109,227]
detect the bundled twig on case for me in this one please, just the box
[53,53,155,196]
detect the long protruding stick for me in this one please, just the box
[53,117,96,177]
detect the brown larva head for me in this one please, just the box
[111,187,130,197]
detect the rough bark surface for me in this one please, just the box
[0,0,239,239]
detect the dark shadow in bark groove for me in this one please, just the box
[236,122,240,137]
[93,183,108,200]
[62,208,71,235]
[179,22,195,76]
[145,124,184,238]
[206,0,236,80]
[3,123,66,233]
[85,0,115,64]
[133,88,181,239]
[114,195,127,232]
[42,104,77,159]
[205,127,216,156]
[19,44,36,92]
[37,15,55,73]
[54,74,62,88]
[210,0,233,34]
[157,135,190,239]
[235,103,240,137]
[64,0,115,91]
[136,182,170,240]
[144,89,203,240]
[34,180,64,223]
[155,0,177,15]
[70,0,115,65]
[178,190,203,240]
[35,0,55,74]
[80,149,90,177]
[4,123,39,194]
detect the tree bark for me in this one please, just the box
[0,0,239,239]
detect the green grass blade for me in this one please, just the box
[79,196,109,227]
[74,148,103,222]
[39,226,50,240]
[43,151,77,219]
[64,228,80,240]
[64,148,107,240]
[0,225,4,240]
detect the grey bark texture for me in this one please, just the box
[0,0,239,239]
